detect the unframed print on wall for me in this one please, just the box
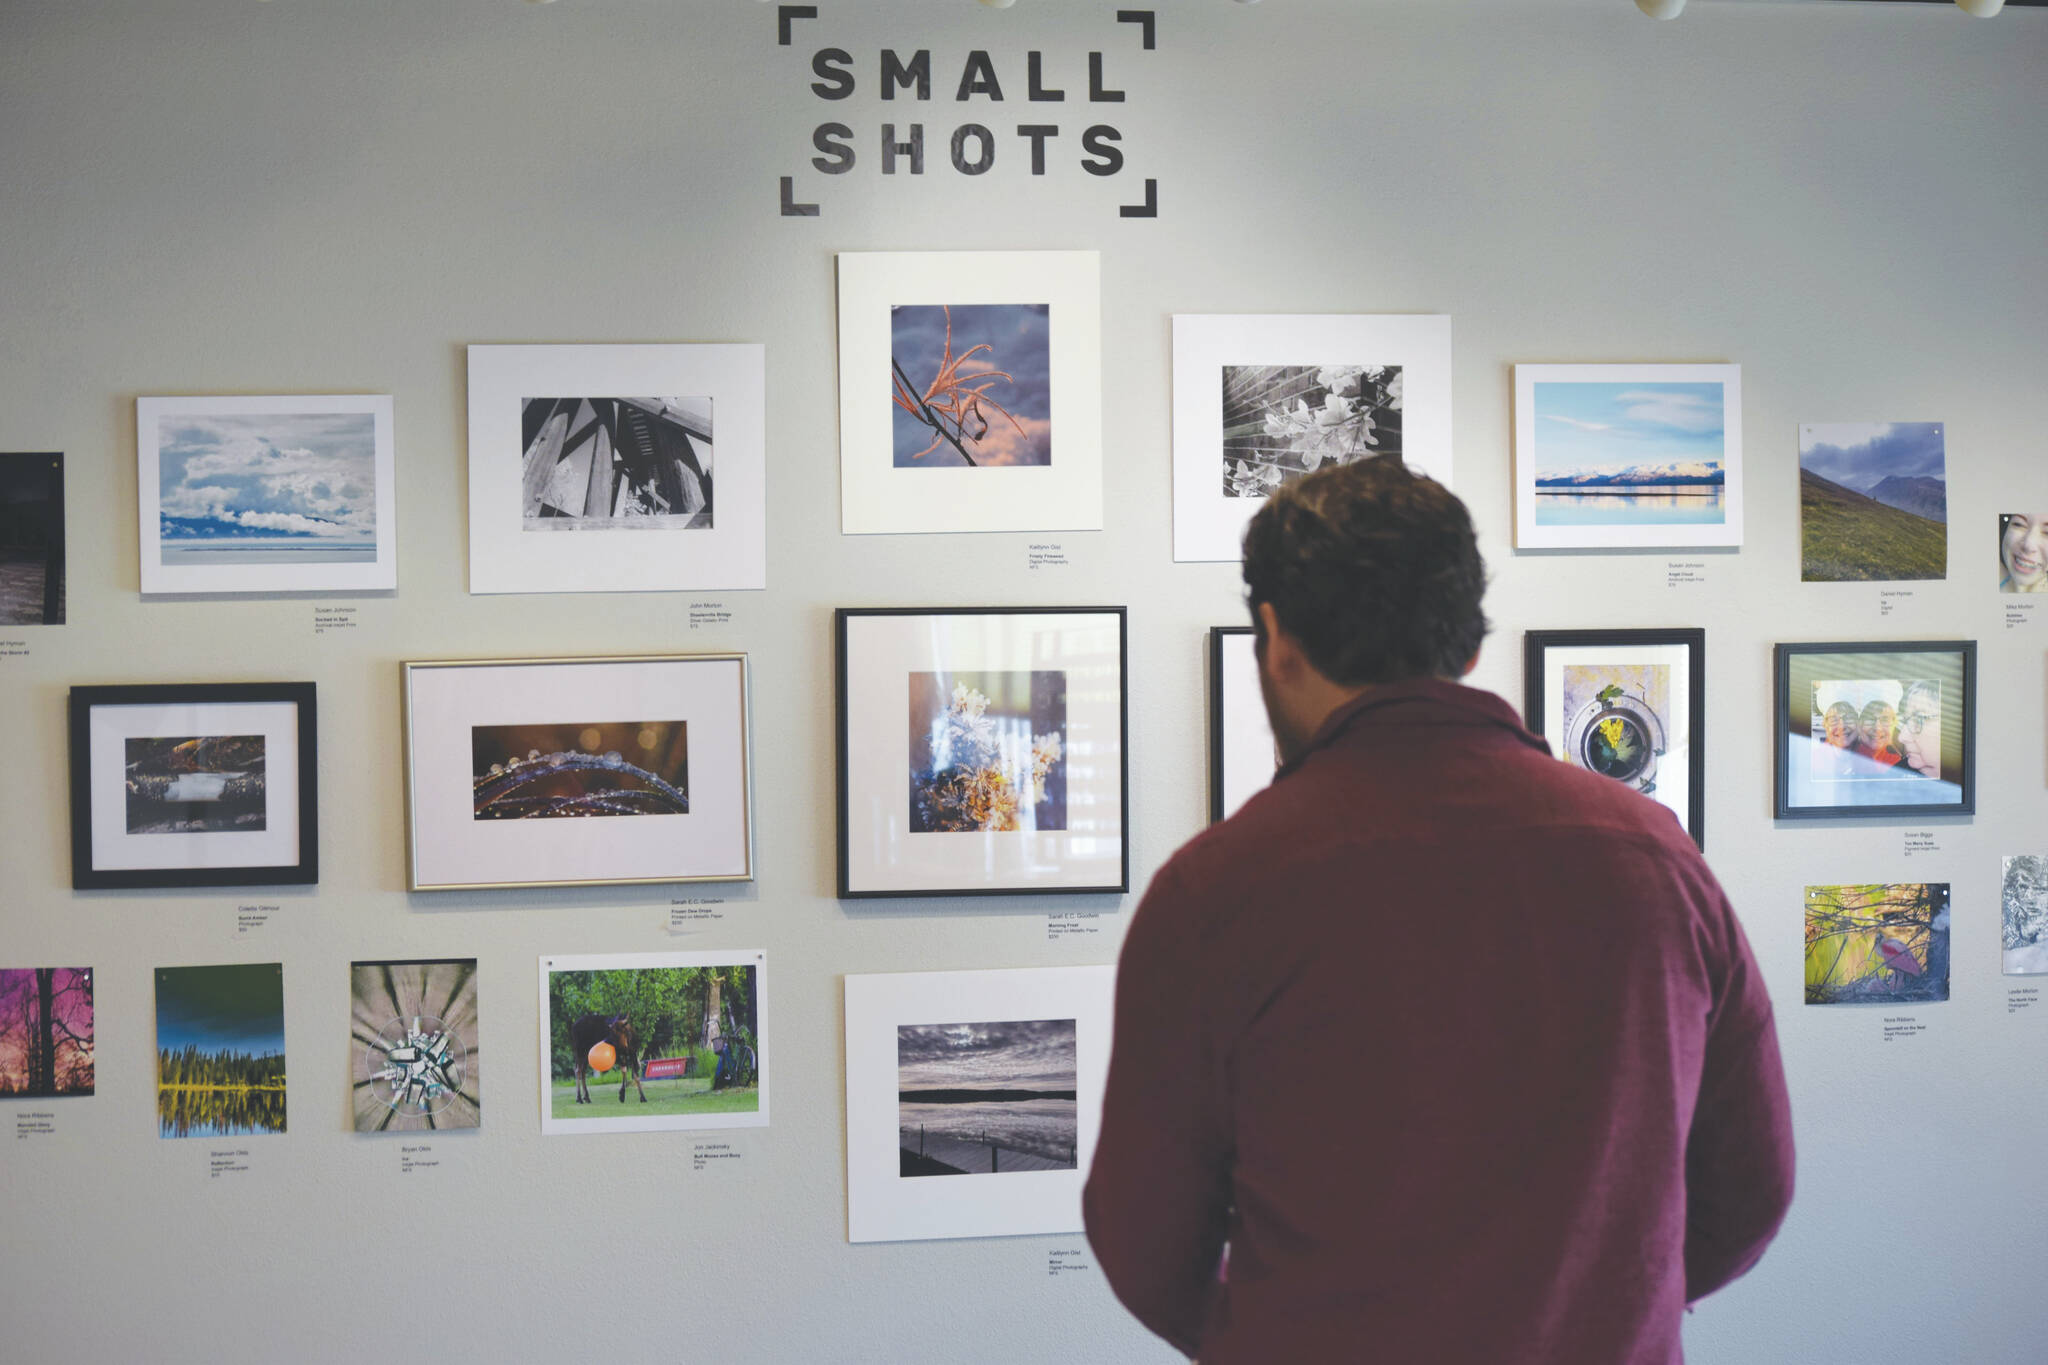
[1799,422,1947,582]
[1172,314,1453,562]
[137,396,396,594]
[466,344,765,593]
[1512,364,1742,550]
[1804,883,1951,1005]
[352,958,480,1132]
[844,965,1113,1243]
[0,968,93,1098]
[837,251,1102,535]
[538,951,766,1136]
[0,452,64,624]
[2001,856,2048,975]
[155,963,286,1139]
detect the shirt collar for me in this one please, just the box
[1274,676,1552,780]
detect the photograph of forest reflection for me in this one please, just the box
[155,963,286,1138]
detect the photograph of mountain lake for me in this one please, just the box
[155,963,286,1139]
[1531,381,1728,527]
[898,1018,1077,1176]
[125,735,266,834]
[1800,423,1946,582]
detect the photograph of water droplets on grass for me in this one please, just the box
[1804,883,1951,1006]
[898,1019,1077,1177]
[544,960,758,1125]
[1799,422,1947,581]
[472,721,686,819]
[155,963,285,1138]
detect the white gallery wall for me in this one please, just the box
[2,0,2044,1360]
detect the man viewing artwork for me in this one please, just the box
[1085,456,1794,1363]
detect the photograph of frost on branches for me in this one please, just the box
[1220,364,1401,497]
[891,304,1052,468]
[0,968,93,1098]
[471,721,688,820]
[908,671,1066,834]
[155,963,286,1139]
[898,1018,1078,1177]
[1803,883,1950,1006]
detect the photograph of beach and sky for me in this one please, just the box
[1530,381,1729,529]
[897,1018,1077,1177]
[1799,422,1946,581]
[154,410,379,567]
[891,304,1052,468]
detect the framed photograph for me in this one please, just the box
[2001,856,2048,975]
[352,958,480,1133]
[2000,514,2048,593]
[137,395,396,594]
[68,683,317,890]
[1522,628,1705,848]
[403,654,752,891]
[0,452,64,624]
[1799,423,1946,582]
[0,968,93,1098]
[1209,625,1276,823]
[836,607,1127,898]
[539,951,766,1136]
[1172,314,1453,561]
[1512,363,1742,550]
[836,251,1102,535]
[1804,883,1951,1005]
[466,344,765,593]
[1773,641,1975,819]
[156,963,286,1138]
[844,965,1113,1243]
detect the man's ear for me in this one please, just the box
[1256,601,1303,681]
[1460,649,1481,677]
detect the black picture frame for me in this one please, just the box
[1773,640,1975,820]
[1523,628,1707,849]
[1207,625,1277,825]
[836,606,1129,899]
[68,682,318,889]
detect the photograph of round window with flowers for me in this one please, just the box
[1561,670,1668,797]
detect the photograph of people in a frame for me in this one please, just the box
[137,396,396,595]
[466,345,764,593]
[1774,642,1974,818]
[1172,314,1453,561]
[838,251,1102,535]
[1512,363,1743,550]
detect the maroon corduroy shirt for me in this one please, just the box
[1085,679,1793,1363]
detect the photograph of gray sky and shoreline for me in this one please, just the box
[157,411,378,565]
[898,1018,1077,1177]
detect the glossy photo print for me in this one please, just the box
[521,397,713,529]
[891,304,1051,468]
[2001,856,2048,976]
[1513,365,1742,549]
[1804,884,1951,1006]
[352,959,480,1133]
[155,963,286,1139]
[898,1019,1078,1177]
[1998,513,2047,593]
[137,396,396,594]
[1799,422,1946,582]
[0,968,94,1098]
[471,720,689,820]
[538,952,766,1136]
[908,671,1065,834]
[1774,643,1973,818]
[0,452,64,624]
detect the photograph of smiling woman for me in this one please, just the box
[1999,513,2047,592]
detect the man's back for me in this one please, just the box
[1085,679,1793,1363]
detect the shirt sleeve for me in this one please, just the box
[1684,892,1796,1303]
[1084,859,1234,1357]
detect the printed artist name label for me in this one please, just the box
[688,602,732,631]
[1880,1016,1925,1043]
[692,1141,742,1171]
[1902,832,1938,858]
[1047,1248,1091,1277]
[1046,910,1100,940]
[235,905,278,936]
[0,639,29,657]
[2009,987,2040,1016]
[312,606,357,635]
[1027,543,1068,571]
[15,1111,57,1140]
[1665,562,1706,588]
[2005,602,2035,630]
[399,1144,440,1174]
[208,1148,252,1178]
[670,898,727,929]
[1878,589,1913,618]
